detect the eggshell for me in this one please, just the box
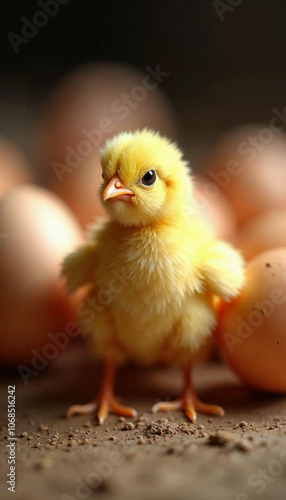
[0,185,83,365]
[0,139,32,198]
[193,176,237,240]
[215,248,286,393]
[236,210,286,260]
[36,63,177,226]
[202,125,286,225]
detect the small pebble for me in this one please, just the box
[239,421,248,428]
[200,430,208,438]
[123,422,135,430]
[39,424,48,431]
[236,440,253,452]
[81,439,90,445]
[208,431,235,447]
[167,445,179,454]
[68,440,77,447]
[34,458,52,469]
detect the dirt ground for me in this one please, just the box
[1,342,286,500]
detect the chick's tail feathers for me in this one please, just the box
[61,241,97,294]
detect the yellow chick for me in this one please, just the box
[61,129,244,424]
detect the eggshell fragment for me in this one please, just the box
[0,185,83,365]
[215,248,286,393]
[236,210,286,260]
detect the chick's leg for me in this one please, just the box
[67,360,137,425]
[152,365,224,423]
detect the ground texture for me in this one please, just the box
[1,343,286,500]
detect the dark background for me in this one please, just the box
[1,0,286,159]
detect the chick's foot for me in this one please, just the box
[152,393,224,423]
[66,402,97,417]
[66,396,137,425]
[66,360,137,425]
[152,365,224,423]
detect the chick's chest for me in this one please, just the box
[95,225,200,314]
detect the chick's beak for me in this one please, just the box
[102,175,134,202]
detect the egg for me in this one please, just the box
[39,63,177,166]
[0,185,83,365]
[236,210,286,260]
[36,63,177,226]
[193,175,237,240]
[215,248,286,393]
[0,138,33,198]
[202,125,286,225]
[50,149,106,227]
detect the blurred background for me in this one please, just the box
[2,0,286,161]
[1,0,286,368]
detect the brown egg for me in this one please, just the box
[236,210,286,260]
[193,175,237,240]
[0,185,83,365]
[0,139,32,198]
[202,125,286,225]
[50,149,106,227]
[215,248,286,393]
[50,147,106,228]
[36,63,177,226]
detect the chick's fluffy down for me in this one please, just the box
[61,129,244,367]
[63,218,244,366]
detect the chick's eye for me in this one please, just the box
[141,170,156,186]
[102,172,105,180]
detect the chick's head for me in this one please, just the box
[100,129,193,227]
